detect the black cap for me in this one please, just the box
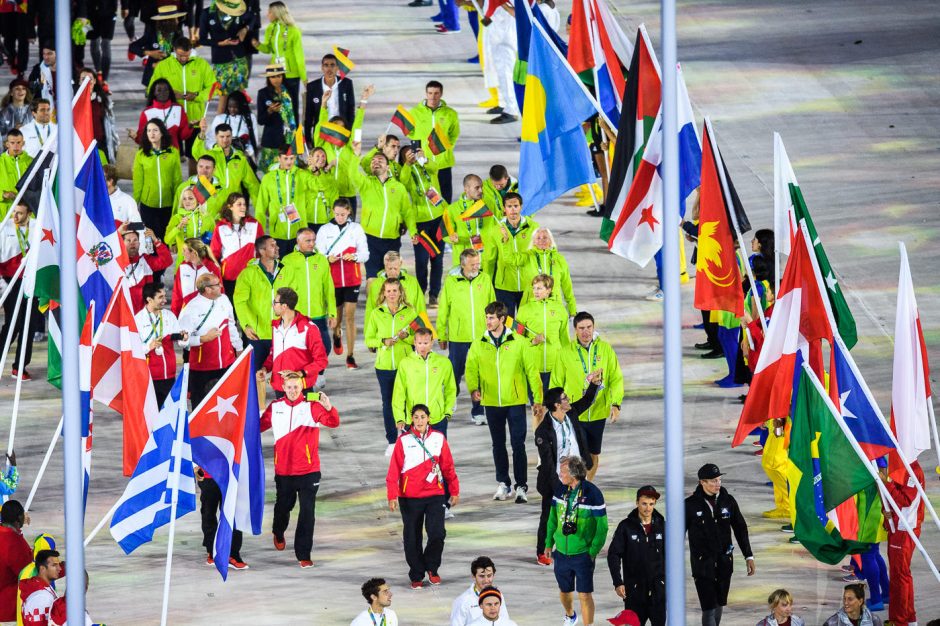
[636,485,661,500]
[697,463,724,480]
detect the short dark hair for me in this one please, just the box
[5,128,23,139]
[470,556,496,576]
[542,387,566,413]
[215,123,233,135]
[573,311,594,327]
[413,327,433,339]
[503,191,522,206]
[484,301,508,321]
[35,549,59,570]
[276,286,298,310]
[411,403,430,419]
[489,164,508,181]
[278,144,295,156]
[198,154,217,167]
[371,152,388,165]
[142,282,165,303]
[0,500,24,524]
[333,198,351,212]
[384,134,399,144]
[321,53,338,64]
[426,80,443,92]
[844,583,865,602]
[31,98,50,113]
[254,234,274,255]
[173,36,192,51]
[102,163,119,184]
[360,577,386,603]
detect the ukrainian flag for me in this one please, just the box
[519,20,597,216]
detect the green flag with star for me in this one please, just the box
[789,184,858,348]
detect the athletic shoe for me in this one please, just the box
[714,376,744,389]
[490,112,518,124]
[444,507,455,520]
[427,571,441,585]
[385,443,395,457]
[492,483,512,501]
[33,331,45,342]
[428,295,438,308]
[228,557,249,570]
[700,350,723,359]
[205,555,214,565]
[840,565,855,573]
[346,356,360,370]
[563,611,579,626]
[471,414,487,426]
[694,342,712,350]
[514,486,528,504]
[537,554,553,566]
[486,106,504,115]
[761,508,789,519]
[410,581,424,589]
[11,369,31,381]
[299,560,314,568]
[273,533,286,551]
[127,51,136,61]
[753,449,763,457]
[645,289,664,302]
[313,373,326,390]
[466,55,480,64]
[585,208,604,217]
[478,97,500,108]
[780,524,794,533]
[407,0,431,5]
[841,574,861,583]
[788,536,800,544]
[333,334,343,355]
[435,24,459,33]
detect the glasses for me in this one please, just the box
[206,283,221,289]
[272,300,282,305]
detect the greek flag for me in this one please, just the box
[109,368,196,554]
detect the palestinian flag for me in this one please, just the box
[601,25,661,242]
[427,123,451,156]
[409,311,437,339]
[319,120,351,147]
[505,316,531,337]
[416,230,441,258]
[333,46,354,78]
[294,127,306,156]
[391,105,416,136]
[192,175,218,205]
[459,200,492,221]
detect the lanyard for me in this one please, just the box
[563,485,582,524]
[536,252,553,276]
[577,342,598,375]
[367,611,386,626]
[411,430,441,477]
[276,169,295,206]
[184,210,204,238]
[557,417,571,451]
[325,223,349,255]
[194,300,216,334]
[36,124,49,146]
[15,225,28,254]
[146,310,164,343]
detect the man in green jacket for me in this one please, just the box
[481,164,517,216]
[257,145,313,258]
[408,80,460,202]
[148,37,216,128]
[465,301,543,504]
[364,250,426,324]
[443,174,499,268]
[0,130,32,217]
[275,227,337,381]
[391,327,456,434]
[544,456,608,626]
[438,248,495,427]
[194,118,260,207]
[550,311,624,482]
[233,235,282,370]
[482,192,539,317]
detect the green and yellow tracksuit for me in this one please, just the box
[437,268,496,344]
[550,337,624,422]
[149,55,217,123]
[515,297,570,374]
[392,350,457,425]
[274,250,337,320]
[256,165,312,241]
[400,160,444,223]
[482,216,540,293]
[364,302,418,370]
[304,169,339,227]
[191,137,260,207]
[349,166,415,240]
[407,100,460,171]
[359,146,404,183]
[481,175,517,216]
[132,147,183,208]
[233,258,282,340]
[519,247,577,316]
[443,194,498,267]
[465,328,543,407]
[256,22,306,82]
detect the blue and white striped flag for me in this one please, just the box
[109,368,196,554]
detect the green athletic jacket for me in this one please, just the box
[545,480,609,558]
[0,152,32,217]
[312,106,364,197]
[132,148,183,208]
[519,248,577,316]
[515,297,570,374]
[305,169,339,226]
[481,176,516,216]
[257,22,307,82]
[364,269,426,323]
[443,194,498,267]
[359,147,404,183]
[171,174,226,224]
[437,268,496,343]
[550,337,624,423]
[233,258,282,340]
[191,137,260,207]
[256,165,312,241]
[165,205,215,260]
[407,99,460,170]
[465,328,543,407]
[391,351,456,425]
[364,302,418,370]
[274,250,337,319]
[482,216,540,292]
[400,160,444,223]
[349,166,415,239]
[149,55,217,122]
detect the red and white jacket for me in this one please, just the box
[210,217,263,281]
[260,396,340,476]
[0,218,32,279]
[386,427,459,501]
[178,294,242,371]
[887,460,925,538]
[171,260,223,316]
[136,101,194,149]
[315,220,369,288]
[18,576,57,626]
[263,312,329,391]
[135,307,183,381]
[125,243,173,312]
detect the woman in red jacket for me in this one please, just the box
[210,193,263,297]
[171,238,223,316]
[386,404,459,589]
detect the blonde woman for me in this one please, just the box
[252,2,306,125]
[165,186,216,261]
[756,589,804,626]
[519,227,576,317]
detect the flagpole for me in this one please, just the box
[803,363,940,582]
[83,497,120,546]
[55,0,86,620]
[161,366,190,626]
[0,278,27,381]
[705,117,768,336]
[772,133,784,295]
[927,400,940,475]
[23,416,63,511]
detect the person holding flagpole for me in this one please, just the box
[0,202,37,381]
[135,282,187,407]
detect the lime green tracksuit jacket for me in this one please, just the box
[364,302,418,370]
[391,351,456,425]
[549,337,624,422]
[233,259,282,340]
[437,269,496,344]
[274,250,337,319]
[465,329,543,407]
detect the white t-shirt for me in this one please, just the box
[110,188,142,225]
[552,415,580,477]
[350,607,398,626]
[451,585,511,626]
[322,77,342,119]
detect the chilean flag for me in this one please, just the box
[734,226,832,446]
[189,347,265,580]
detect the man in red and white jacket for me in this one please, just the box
[135,283,188,407]
[123,227,173,312]
[18,549,61,626]
[259,287,328,396]
[260,373,340,568]
[0,202,38,380]
[178,273,242,409]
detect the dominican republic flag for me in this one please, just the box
[76,148,128,329]
[607,64,700,267]
[733,224,833,446]
[110,368,196,554]
[92,278,160,475]
[190,348,265,580]
[831,340,896,460]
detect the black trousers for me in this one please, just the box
[536,490,553,555]
[399,495,446,582]
[1,13,31,73]
[626,595,666,626]
[189,367,225,410]
[693,574,731,611]
[140,203,172,240]
[412,217,444,298]
[437,167,453,203]
[199,477,243,559]
[153,377,175,408]
[1,282,37,369]
[273,471,320,561]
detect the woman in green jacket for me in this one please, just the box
[515,274,570,418]
[251,1,306,126]
[519,227,577,317]
[132,118,183,239]
[364,277,418,452]
[165,186,218,266]
[304,147,340,230]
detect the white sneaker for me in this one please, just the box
[645,288,664,302]
[313,373,326,390]
[562,611,579,626]
[492,483,511,501]
[385,443,395,457]
[514,486,528,504]
[471,414,487,426]
[443,506,455,520]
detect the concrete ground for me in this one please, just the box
[1,0,939,624]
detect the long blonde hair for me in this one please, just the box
[268,1,296,27]
[377,278,409,309]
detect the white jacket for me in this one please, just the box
[20,120,57,157]
[178,294,242,370]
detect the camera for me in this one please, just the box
[562,521,578,536]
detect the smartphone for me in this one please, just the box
[127,221,145,231]
[411,139,421,149]
[305,391,321,402]
[170,332,184,341]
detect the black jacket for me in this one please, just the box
[606,508,666,601]
[534,382,599,497]
[256,85,294,149]
[685,485,752,580]
[199,7,255,64]
[303,76,356,142]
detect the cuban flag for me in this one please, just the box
[189,347,265,580]
[76,148,127,329]
[110,368,197,554]
[831,341,896,460]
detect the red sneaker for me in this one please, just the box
[333,334,343,355]
[298,560,314,568]
[228,557,249,570]
[410,581,424,590]
[127,51,136,61]
[427,572,441,585]
[205,555,214,565]
[346,356,360,370]
[537,554,553,566]
[273,533,286,551]
[11,369,31,381]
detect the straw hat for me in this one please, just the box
[215,0,247,17]
[263,64,286,78]
[151,4,187,20]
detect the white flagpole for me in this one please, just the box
[0,259,28,314]
[0,279,28,380]
[705,117,768,335]
[928,400,940,475]
[84,498,121,546]
[772,132,785,295]
[161,366,190,626]
[23,416,63,511]
[803,363,940,581]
